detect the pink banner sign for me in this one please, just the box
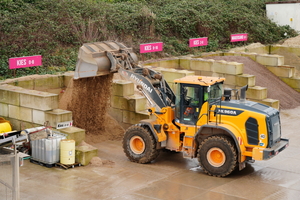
[140,42,163,53]
[230,33,248,42]
[9,55,42,69]
[189,37,208,47]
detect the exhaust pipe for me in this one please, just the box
[240,85,248,103]
[74,41,138,79]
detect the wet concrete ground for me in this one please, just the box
[15,107,300,199]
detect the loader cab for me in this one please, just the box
[174,76,225,125]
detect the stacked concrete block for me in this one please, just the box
[62,71,75,88]
[266,65,294,78]
[246,86,267,100]
[159,58,180,69]
[110,80,150,126]
[196,52,224,58]
[280,77,300,92]
[256,54,284,66]
[0,84,23,105]
[236,74,256,87]
[45,109,72,128]
[4,75,65,93]
[240,52,258,61]
[0,83,73,131]
[59,127,85,146]
[112,80,134,96]
[250,98,279,110]
[190,58,214,72]
[212,60,244,75]
[20,90,58,111]
[9,105,32,122]
[75,145,98,166]
[179,56,192,70]
[160,68,195,83]
[0,103,8,117]
[223,51,242,57]
[143,58,180,69]
[231,44,269,54]
[271,45,300,57]
[123,110,150,124]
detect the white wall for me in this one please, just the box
[266,2,300,32]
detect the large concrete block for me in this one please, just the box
[111,96,129,110]
[123,110,149,124]
[236,74,256,87]
[8,105,32,122]
[190,58,213,72]
[223,52,242,57]
[34,76,62,91]
[246,86,267,100]
[280,77,300,90]
[62,71,74,88]
[240,52,257,61]
[199,71,213,77]
[224,74,236,85]
[266,65,294,78]
[0,103,9,117]
[179,57,191,70]
[11,79,34,89]
[256,54,284,66]
[161,69,195,83]
[19,121,41,130]
[20,90,58,111]
[245,45,269,54]
[158,58,180,69]
[112,80,134,97]
[75,146,98,166]
[198,52,224,58]
[108,107,123,123]
[142,60,160,67]
[127,95,147,112]
[59,127,85,146]
[271,45,300,57]
[212,61,243,75]
[45,109,72,128]
[0,84,23,105]
[32,109,46,125]
[249,98,280,110]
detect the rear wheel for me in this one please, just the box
[198,136,237,177]
[123,125,160,164]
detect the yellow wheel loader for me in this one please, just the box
[74,41,289,177]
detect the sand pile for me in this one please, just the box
[205,56,300,109]
[282,35,300,46]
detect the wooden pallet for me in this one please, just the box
[55,162,81,170]
[30,158,55,168]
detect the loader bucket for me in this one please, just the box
[74,41,138,79]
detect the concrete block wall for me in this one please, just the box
[3,74,66,94]
[224,45,300,92]
[0,82,72,131]
[109,80,151,128]
[144,54,278,108]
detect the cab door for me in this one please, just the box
[176,84,205,125]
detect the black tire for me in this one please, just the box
[123,125,160,164]
[197,136,237,177]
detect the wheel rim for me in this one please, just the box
[207,147,226,167]
[129,136,145,154]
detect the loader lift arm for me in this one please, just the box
[74,41,176,110]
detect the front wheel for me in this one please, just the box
[198,136,237,177]
[123,125,160,164]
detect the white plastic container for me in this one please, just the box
[31,132,66,164]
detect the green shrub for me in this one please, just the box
[0,0,298,79]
